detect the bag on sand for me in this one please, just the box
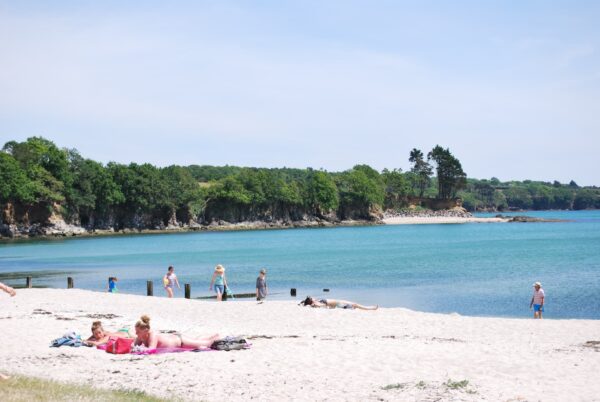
[210,336,248,351]
[105,337,134,354]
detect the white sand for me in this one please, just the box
[383,216,507,225]
[1,289,599,401]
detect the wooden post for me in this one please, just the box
[147,280,153,296]
[67,277,74,289]
[290,288,297,297]
[26,276,32,289]
[185,284,191,299]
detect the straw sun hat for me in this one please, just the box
[215,264,225,273]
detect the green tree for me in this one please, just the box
[427,145,467,199]
[336,165,384,217]
[573,189,597,210]
[305,170,339,215]
[381,168,410,209]
[408,148,433,197]
[0,152,35,204]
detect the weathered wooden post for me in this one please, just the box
[290,288,297,297]
[147,280,153,296]
[26,276,32,289]
[67,277,74,289]
[185,284,191,299]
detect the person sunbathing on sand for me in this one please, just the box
[84,320,132,346]
[134,315,219,349]
[300,296,378,311]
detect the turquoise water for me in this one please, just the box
[1,210,599,319]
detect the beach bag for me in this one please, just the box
[105,337,134,354]
[225,286,234,299]
[210,336,247,351]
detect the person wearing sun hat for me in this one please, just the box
[529,281,545,319]
[209,264,228,302]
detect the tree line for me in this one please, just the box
[0,137,598,230]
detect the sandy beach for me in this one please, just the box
[1,289,599,401]
[383,216,507,225]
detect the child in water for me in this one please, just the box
[108,277,118,293]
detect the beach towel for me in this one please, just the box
[50,331,83,348]
[131,345,213,355]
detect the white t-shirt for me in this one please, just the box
[533,288,545,304]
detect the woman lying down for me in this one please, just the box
[134,315,219,349]
[84,316,219,350]
[300,296,378,311]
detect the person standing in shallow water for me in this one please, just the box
[530,281,545,319]
[256,269,268,302]
[209,264,227,302]
[107,277,118,293]
[164,266,180,298]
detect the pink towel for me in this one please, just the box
[132,347,213,355]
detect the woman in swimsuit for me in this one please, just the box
[300,296,378,310]
[164,266,181,298]
[133,315,220,349]
[84,320,132,346]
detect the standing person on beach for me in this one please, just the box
[163,266,180,298]
[256,268,268,302]
[530,282,545,319]
[0,282,16,297]
[209,264,228,302]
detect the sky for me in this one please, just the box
[1,1,599,185]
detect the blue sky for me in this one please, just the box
[1,1,599,185]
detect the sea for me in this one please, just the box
[1,210,599,319]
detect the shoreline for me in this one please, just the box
[1,288,599,401]
[0,212,570,242]
[0,219,380,242]
[382,216,507,225]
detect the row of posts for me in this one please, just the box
[22,276,299,299]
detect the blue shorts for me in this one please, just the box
[534,304,544,312]
[214,285,225,294]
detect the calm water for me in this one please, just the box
[1,210,599,319]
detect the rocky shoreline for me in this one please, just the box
[1,209,568,241]
[0,217,380,241]
[383,208,473,219]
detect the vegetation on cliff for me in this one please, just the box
[1,137,599,234]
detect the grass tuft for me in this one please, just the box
[381,382,408,391]
[445,379,470,389]
[415,380,427,389]
[0,375,170,402]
